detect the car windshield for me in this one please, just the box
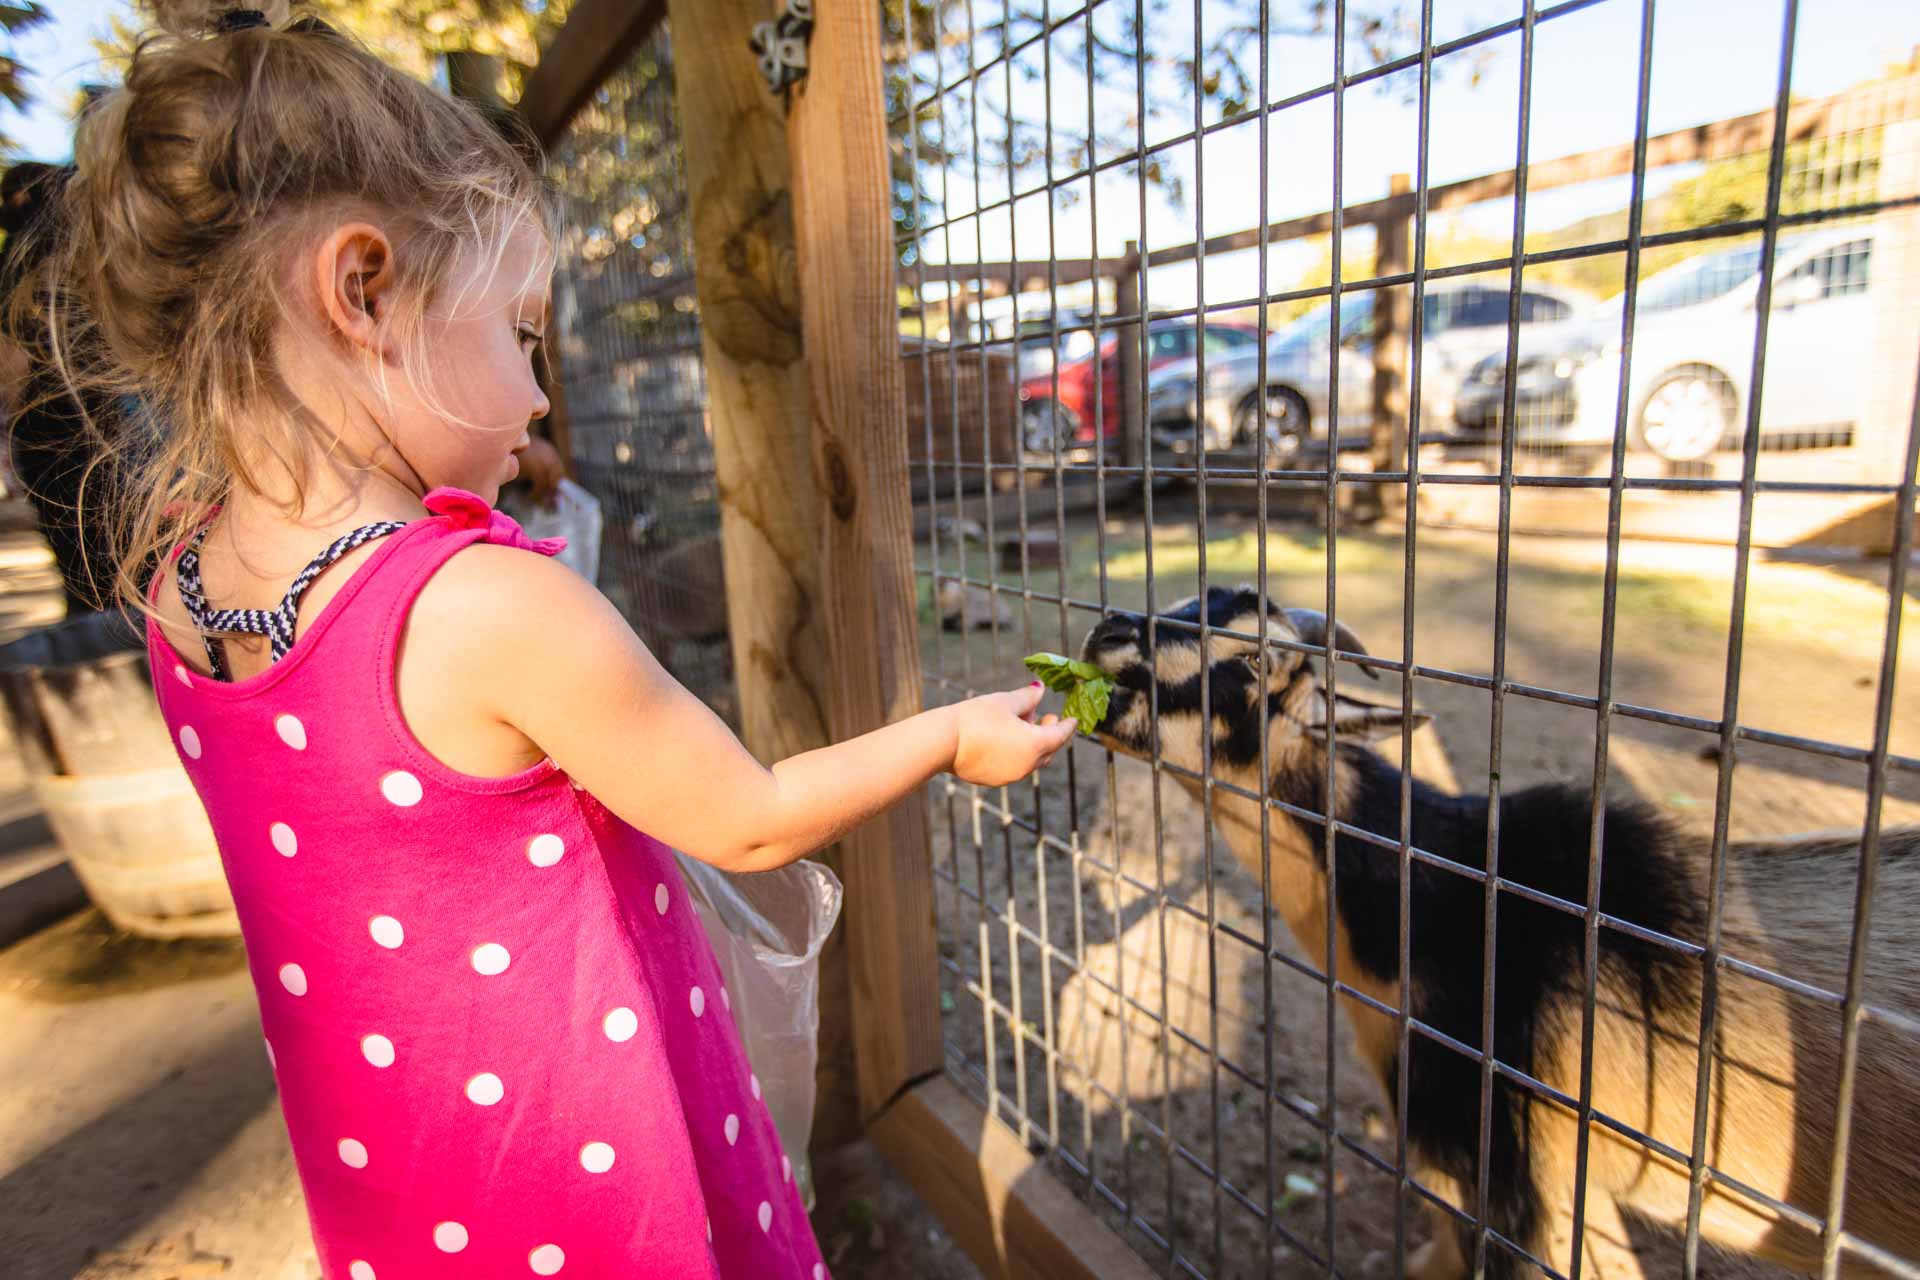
[1272,294,1375,351]
[1629,235,1810,313]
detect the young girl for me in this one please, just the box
[41,4,1075,1276]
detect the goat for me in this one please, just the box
[1078,586,1920,1280]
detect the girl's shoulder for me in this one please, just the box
[394,536,608,778]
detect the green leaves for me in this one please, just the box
[1023,652,1115,738]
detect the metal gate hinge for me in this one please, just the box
[749,0,814,99]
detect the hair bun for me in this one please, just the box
[149,1,292,39]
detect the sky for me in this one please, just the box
[6,0,125,161]
[8,0,1918,310]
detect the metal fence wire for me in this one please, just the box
[884,2,1919,1279]
[547,26,738,728]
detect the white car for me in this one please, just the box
[1148,279,1591,458]
[1452,228,1875,460]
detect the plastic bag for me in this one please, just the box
[674,852,843,1211]
[502,477,603,585]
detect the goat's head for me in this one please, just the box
[1078,586,1428,794]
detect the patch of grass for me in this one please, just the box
[1099,528,1395,585]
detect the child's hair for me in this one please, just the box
[16,0,553,616]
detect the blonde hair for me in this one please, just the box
[20,0,553,615]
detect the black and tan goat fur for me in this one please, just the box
[1080,587,1919,1280]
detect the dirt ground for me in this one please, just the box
[0,908,981,1280]
[920,491,1917,1280]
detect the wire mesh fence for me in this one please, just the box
[886,2,1919,1278]
[546,25,737,727]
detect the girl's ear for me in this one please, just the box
[313,222,396,359]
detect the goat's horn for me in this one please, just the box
[1282,608,1379,680]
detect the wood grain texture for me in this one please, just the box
[1365,174,1412,517]
[870,1077,1156,1280]
[667,0,857,1147]
[788,0,944,1118]
[1116,243,1144,470]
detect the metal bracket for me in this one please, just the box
[749,0,813,98]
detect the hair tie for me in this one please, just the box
[214,9,272,34]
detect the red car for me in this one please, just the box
[1018,318,1260,455]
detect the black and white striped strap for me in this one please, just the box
[177,520,406,681]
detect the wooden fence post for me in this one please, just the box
[788,2,944,1119]
[1117,241,1144,470]
[1363,173,1412,520]
[666,0,862,1149]
[1870,106,1920,519]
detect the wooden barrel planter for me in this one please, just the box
[0,611,236,938]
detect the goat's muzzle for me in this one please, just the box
[1081,612,1143,659]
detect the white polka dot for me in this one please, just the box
[654,882,669,914]
[433,1222,468,1253]
[174,664,192,688]
[380,771,422,807]
[270,822,297,858]
[579,1141,616,1173]
[274,714,307,750]
[263,1038,275,1070]
[179,726,202,759]
[278,963,307,996]
[529,1244,565,1275]
[724,1113,740,1146]
[814,1266,825,1280]
[361,1034,395,1068]
[757,1201,773,1233]
[782,1154,792,1183]
[369,915,404,949]
[471,943,511,976]
[349,1262,375,1280]
[603,1006,637,1042]
[337,1137,368,1169]
[720,986,730,1014]
[465,1072,504,1106]
[690,986,705,1018]
[750,1073,761,1101]
[527,833,565,867]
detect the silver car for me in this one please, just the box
[1451,228,1874,460]
[1149,280,1591,458]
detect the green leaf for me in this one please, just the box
[1063,679,1110,737]
[1024,651,1107,689]
[1024,652,1115,737]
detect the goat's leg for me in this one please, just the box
[1534,1191,1645,1280]
[1405,1162,1472,1280]
[1404,1208,1468,1280]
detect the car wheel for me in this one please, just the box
[1021,398,1081,457]
[1633,366,1735,462]
[1234,387,1310,461]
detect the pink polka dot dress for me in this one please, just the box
[147,488,828,1279]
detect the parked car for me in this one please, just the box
[1013,312,1099,383]
[1452,228,1874,461]
[1148,280,1590,459]
[1018,318,1260,456]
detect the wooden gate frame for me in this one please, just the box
[520,2,1150,1275]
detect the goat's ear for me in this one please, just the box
[1308,690,1432,742]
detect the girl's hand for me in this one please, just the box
[950,684,1079,787]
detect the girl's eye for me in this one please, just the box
[517,326,544,350]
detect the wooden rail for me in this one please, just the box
[517,0,667,147]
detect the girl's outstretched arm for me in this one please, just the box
[428,543,1077,873]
